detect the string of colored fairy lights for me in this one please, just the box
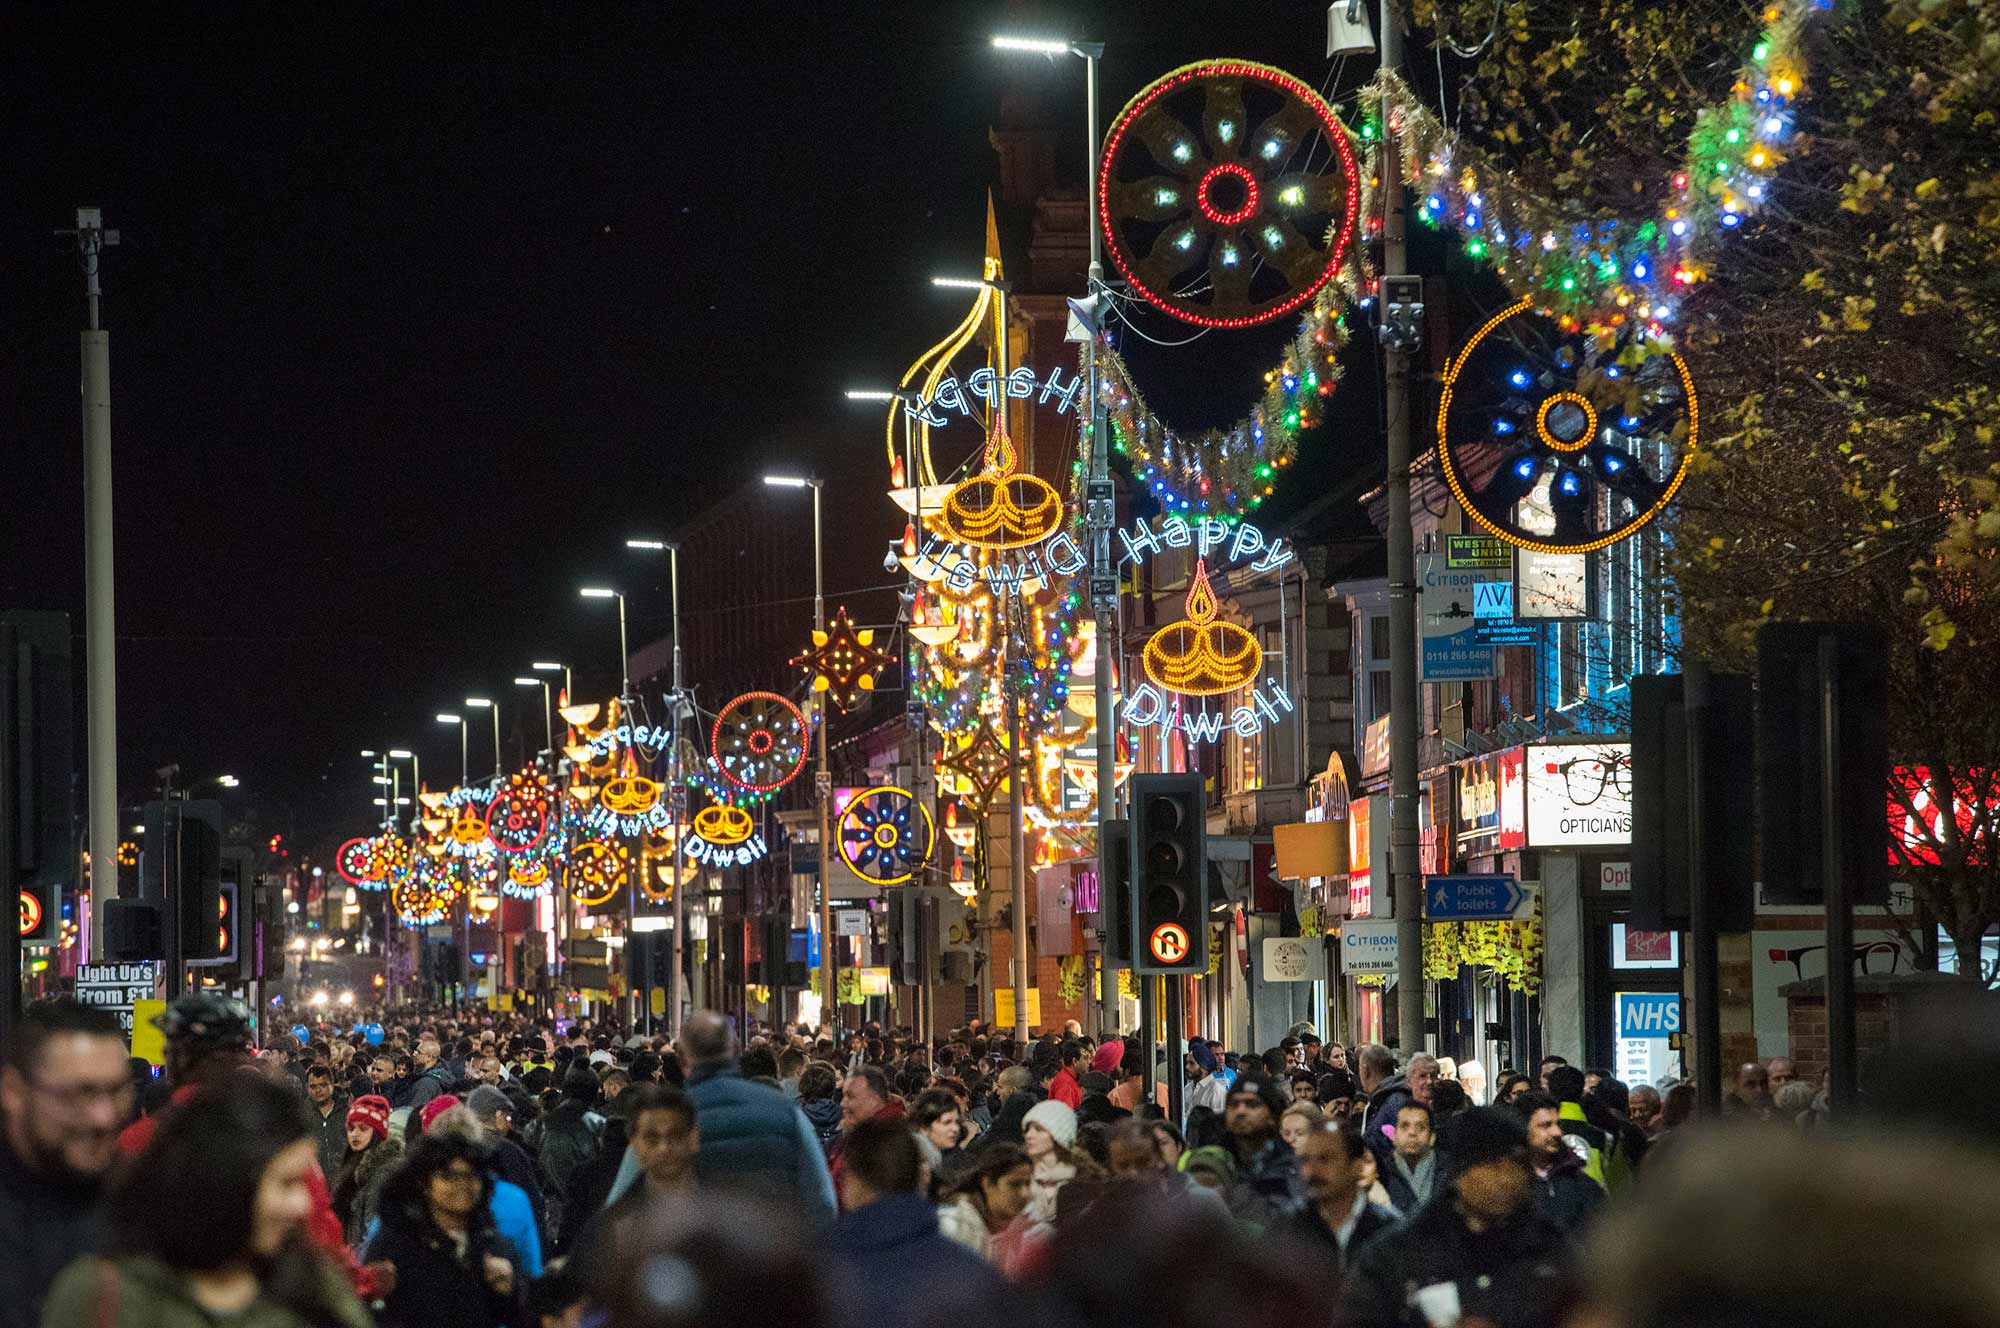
[1375,0,1831,337]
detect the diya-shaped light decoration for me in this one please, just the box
[929,410,1064,550]
[1141,559,1262,696]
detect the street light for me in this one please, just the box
[385,749,421,831]
[628,535,688,1036]
[436,713,467,784]
[531,660,574,708]
[464,697,502,777]
[579,588,630,700]
[995,23,1118,1049]
[930,275,993,290]
[765,471,834,1033]
[514,678,553,754]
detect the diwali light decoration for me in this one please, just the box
[336,836,385,887]
[393,853,460,925]
[1436,297,1696,554]
[710,691,809,792]
[1142,559,1262,695]
[599,757,664,816]
[793,606,892,713]
[1375,0,1828,333]
[838,786,934,886]
[682,799,768,868]
[1098,59,1360,329]
[930,411,1065,550]
[936,717,1013,816]
[486,769,554,854]
[566,840,625,908]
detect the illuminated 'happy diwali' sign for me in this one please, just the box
[903,364,1084,428]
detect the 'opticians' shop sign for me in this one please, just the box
[1524,741,1632,847]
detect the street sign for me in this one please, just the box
[1420,554,1499,681]
[1261,935,1326,982]
[1423,874,1531,921]
[1147,922,1192,966]
[76,961,159,1036]
[835,908,868,937]
[1338,920,1399,974]
[1445,533,1512,570]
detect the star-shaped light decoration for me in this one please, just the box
[937,716,1013,815]
[792,605,893,713]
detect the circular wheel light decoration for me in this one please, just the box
[1142,560,1262,695]
[1098,59,1360,328]
[931,414,1065,550]
[838,786,935,886]
[393,854,461,926]
[1437,298,1698,554]
[337,836,382,887]
[486,770,554,854]
[566,840,625,907]
[711,691,810,792]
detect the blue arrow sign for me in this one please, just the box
[1423,874,1528,921]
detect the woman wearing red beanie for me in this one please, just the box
[331,1094,401,1246]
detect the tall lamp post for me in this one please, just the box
[513,679,553,758]
[464,697,502,777]
[531,661,573,707]
[992,31,1119,1033]
[764,473,832,1033]
[579,588,631,702]
[627,537,687,1037]
[387,750,420,829]
[435,714,468,785]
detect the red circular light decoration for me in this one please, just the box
[1196,163,1260,226]
[1097,59,1360,329]
[710,691,809,793]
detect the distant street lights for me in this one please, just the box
[436,713,467,784]
[579,588,630,701]
[464,697,501,777]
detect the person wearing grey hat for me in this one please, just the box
[1341,1107,1576,1328]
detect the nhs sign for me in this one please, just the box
[1617,992,1681,1040]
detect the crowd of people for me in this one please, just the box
[0,992,1992,1328]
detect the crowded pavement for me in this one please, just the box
[2,994,1992,1328]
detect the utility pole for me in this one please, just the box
[1379,2,1428,1054]
[666,542,685,1039]
[70,209,120,955]
[1075,41,1121,1035]
[809,483,835,1038]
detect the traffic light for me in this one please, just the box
[144,800,224,960]
[1100,820,1131,966]
[2,611,72,948]
[1129,773,1206,975]
[1630,671,1755,931]
[1756,624,1890,906]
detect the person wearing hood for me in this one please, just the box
[531,1064,605,1203]
[796,1063,843,1157]
[828,1119,1008,1328]
[1184,1038,1229,1123]
[1342,1107,1576,1328]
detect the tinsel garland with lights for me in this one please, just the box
[1374,0,1829,338]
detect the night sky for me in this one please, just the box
[0,3,1388,851]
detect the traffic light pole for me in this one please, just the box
[1819,636,1856,1112]
[74,211,120,954]
[1380,0,1427,1056]
[1685,664,1722,1117]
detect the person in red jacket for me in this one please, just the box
[122,996,392,1301]
[1046,1041,1087,1110]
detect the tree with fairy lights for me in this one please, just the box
[1416,0,2000,979]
